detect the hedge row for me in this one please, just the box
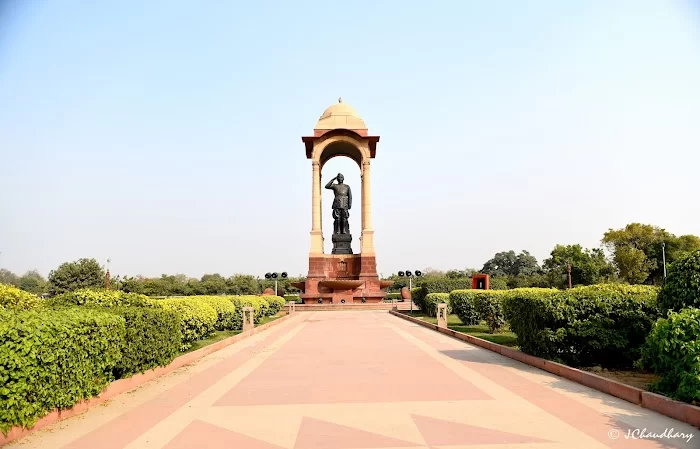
[412,279,470,312]
[449,290,512,332]
[0,308,125,434]
[49,289,153,308]
[156,298,218,351]
[502,285,659,368]
[0,291,289,434]
[107,306,181,378]
[423,293,450,317]
[639,307,700,403]
[0,283,43,310]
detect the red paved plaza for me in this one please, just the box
[9,312,696,449]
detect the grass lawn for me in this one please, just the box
[185,313,285,353]
[403,312,518,347]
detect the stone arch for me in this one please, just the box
[308,132,374,256]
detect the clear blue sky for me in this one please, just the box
[1,1,699,279]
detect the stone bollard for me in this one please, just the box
[242,306,255,332]
[437,303,448,329]
[287,301,296,315]
[391,297,398,311]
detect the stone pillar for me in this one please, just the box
[242,306,255,332]
[437,303,448,329]
[360,160,375,255]
[287,301,296,314]
[310,161,323,254]
[392,297,398,311]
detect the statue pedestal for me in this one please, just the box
[331,234,353,254]
[299,254,392,304]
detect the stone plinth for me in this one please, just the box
[242,307,254,332]
[299,254,391,304]
[437,303,448,328]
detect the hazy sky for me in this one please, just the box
[1,1,699,279]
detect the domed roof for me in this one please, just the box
[314,98,367,131]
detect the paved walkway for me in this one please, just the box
[8,312,696,449]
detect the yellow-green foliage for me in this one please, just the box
[49,289,152,308]
[196,296,237,330]
[156,298,217,350]
[424,293,450,317]
[502,285,659,367]
[0,283,42,310]
[0,308,125,434]
[264,295,286,315]
[449,290,513,332]
[229,295,269,326]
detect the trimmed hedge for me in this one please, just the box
[639,307,700,404]
[449,290,479,325]
[0,283,42,310]
[264,295,286,316]
[413,279,470,312]
[451,290,510,332]
[106,307,182,378]
[657,250,700,313]
[502,285,659,368]
[0,308,125,434]
[49,289,152,308]
[423,293,450,317]
[197,296,237,330]
[230,296,269,327]
[157,298,217,351]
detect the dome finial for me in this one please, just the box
[338,96,343,103]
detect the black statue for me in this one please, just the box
[325,173,353,254]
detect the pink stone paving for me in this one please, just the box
[9,311,697,449]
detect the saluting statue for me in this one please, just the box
[325,173,352,235]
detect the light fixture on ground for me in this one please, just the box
[264,272,288,296]
[397,270,422,313]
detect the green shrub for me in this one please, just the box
[106,307,181,378]
[197,296,237,330]
[413,279,470,312]
[0,308,124,434]
[489,276,509,290]
[157,298,217,350]
[502,285,659,368]
[639,307,700,404]
[657,250,700,313]
[386,292,401,300]
[424,293,450,317]
[263,295,286,315]
[229,296,269,327]
[49,289,152,308]
[449,290,479,325]
[449,290,508,332]
[0,283,42,310]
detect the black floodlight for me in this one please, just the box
[398,271,405,277]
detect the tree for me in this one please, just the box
[481,251,517,277]
[482,250,541,277]
[543,244,616,287]
[200,273,227,295]
[18,270,47,295]
[445,269,478,279]
[226,274,259,295]
[0,269,19,286]
[47,258,105,295]
[602,223,699,284]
